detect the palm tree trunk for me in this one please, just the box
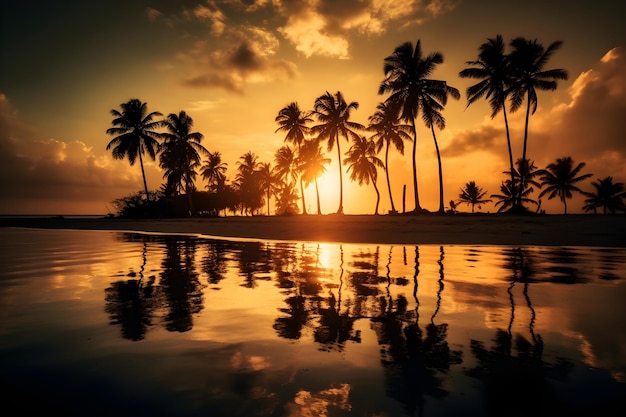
[299,177,307,215]
[563,197,567,214]
[138,147,150,202]
[518,92,532,209]
[431,126,444,214]
[384,142,396,213]
[503,106,516,198]
[410,119,421,212]
[267,187,271,216]
[336,133,344,214]
[372,174,381,215]
[314,179,322,215]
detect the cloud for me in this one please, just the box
[533,47,626,182]
[277,0,459,58]
[442,124,503,157]
[161,2,297,93]
[152,0,459,89]
[444,47,626,183]
[0,94,157,214]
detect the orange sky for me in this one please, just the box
[1,0,625,215]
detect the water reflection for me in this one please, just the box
[3,228,625,416]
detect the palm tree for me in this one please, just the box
[159,111,208,215]
[275,102,313,214]
[379,40,448,213]
[459,35,516,192]
[343,136,384,214]
[235,151,262,215]
[274,146,300,196]
[458,181,492,213]
[421,78,460,213]
[491,180,537,213]
[311,91,363,214]
[583,176,626,214]
[367,101,412,213]
[509,38,568,207]
[257,162,279,216]
[538,157,592,214]
[106,99,163,201]
[298,139,330,215]
[201,151,228,192]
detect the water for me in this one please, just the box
[1,228,625,416]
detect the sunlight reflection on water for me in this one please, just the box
[1,228,625,416]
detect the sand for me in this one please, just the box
[2,213,625,247]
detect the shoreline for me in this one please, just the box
[2,213,626,247]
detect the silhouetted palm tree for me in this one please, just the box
[159,111,208,215]
[274,145,298,187]
[459,35,517,192]
[583,176,626,214]
[311,91,363,214]
[458,181,492,213]
[379,40,448,213]
[537,157,592,214]
[368,101,412,213]
[344,136,384,214]
[421,77,460,213]
[106,99,163,201]
[298,139,330,215]
[257,162,279,216]
[275,102,313,214]
[275,181,300,215]
[201,151,228,192]
[508,38,568,207]
[235,151,262,215]
[491,180,537,213]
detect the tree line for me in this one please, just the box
[106,35,626,217]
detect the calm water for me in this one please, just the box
[1,228,625,417]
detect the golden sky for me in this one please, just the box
[1,0,625,214]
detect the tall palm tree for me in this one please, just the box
[538,157,592,214]
[343,136,384,214]
[159,111,208,214]
[509,38,568,207]
[421,78,460,213]
[311,91,363,214]
[583,176,626,214]
[201,151,228,192]
[459,35,516,193]
[379,40,448,213]
[257,162,279,216]
[274,146,299,196]
[298,139,330,215]
[106,99,163,201]
[367,101,412,213]
[235,151,262,215]
[275,102,313,214]
[458,181,491,213]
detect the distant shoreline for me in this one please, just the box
[2,213,626,247]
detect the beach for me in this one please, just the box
[2,213,625,247]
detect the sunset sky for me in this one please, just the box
[1,0,625,215]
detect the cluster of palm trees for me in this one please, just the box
[456,157,626,214]
[107,35,625,217]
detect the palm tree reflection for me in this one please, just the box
[105,240,156,341]
[372,245,462,417]
[465,247,571,416]
[159,237,204,332]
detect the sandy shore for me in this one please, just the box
[2,214,626,247]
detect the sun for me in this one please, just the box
[302,170,341,214]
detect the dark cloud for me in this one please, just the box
[0,94,153,214]
[442,124,503,157]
